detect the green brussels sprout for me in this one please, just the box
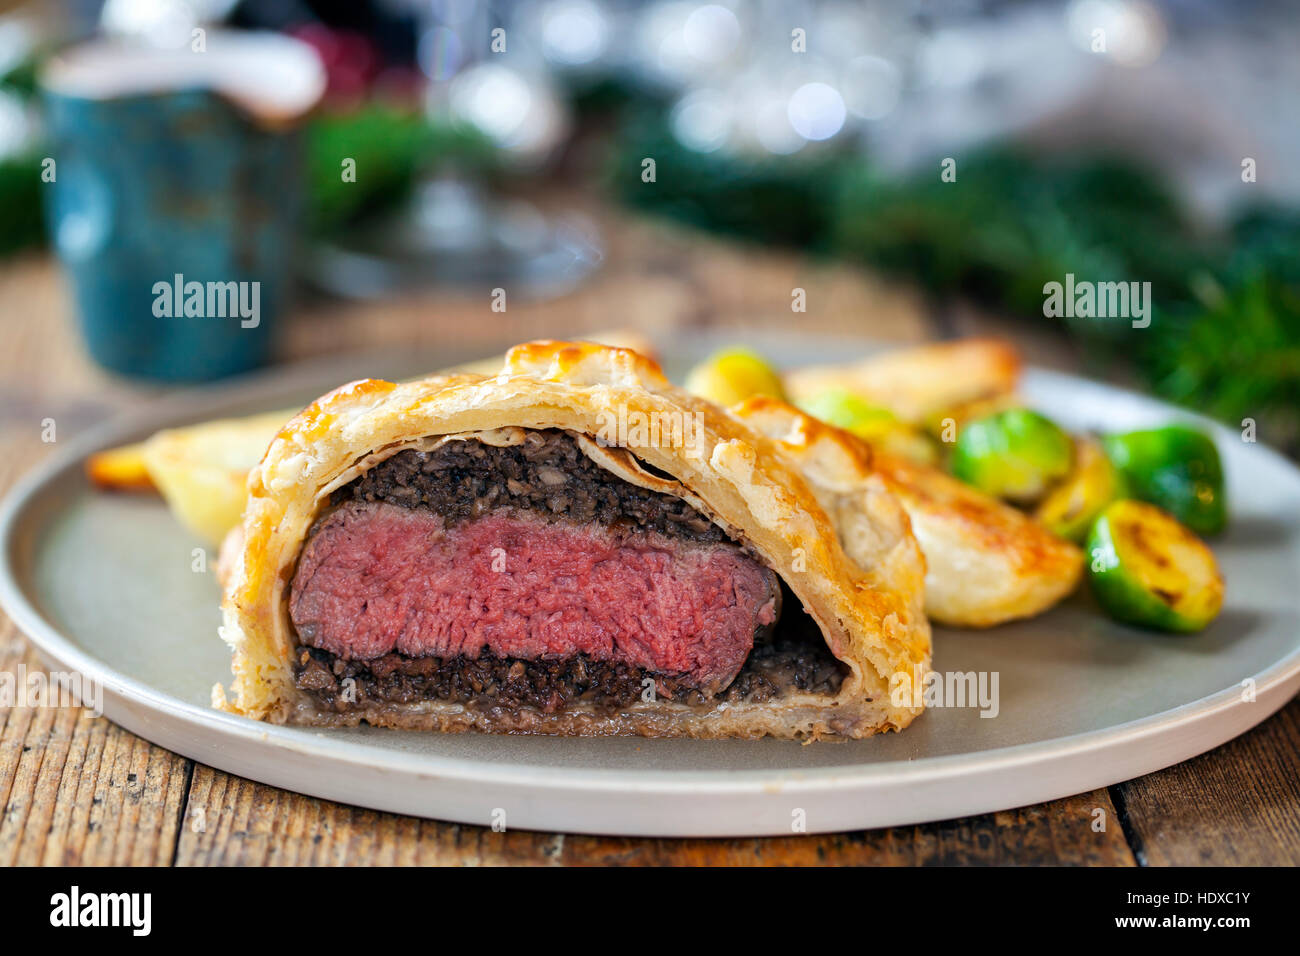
[796,388,897,434]
[1085,499,1224,633]
[950,409,1073,503]
[1034,437,1126,542]
[797,389,939,465]
[684,348,785,408]
[1101,426,1226,536]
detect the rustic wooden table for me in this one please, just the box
[2,205,1297,865]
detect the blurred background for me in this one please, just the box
[1,0,1297,452]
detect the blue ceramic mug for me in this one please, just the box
[40,33,324,381]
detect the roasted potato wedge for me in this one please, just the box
[869,451,1084,627]
[140,410,294,544]
[784,338,1022,425]
[86,442,155,492]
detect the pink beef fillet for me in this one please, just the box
[289,501,781,693]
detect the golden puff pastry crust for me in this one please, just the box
[216,340,931,739]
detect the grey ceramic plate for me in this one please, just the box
[3,333,1299,837]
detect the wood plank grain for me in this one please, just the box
[174,767,1132,866]
[558,790,1133,865]
[0,386,191,868]
[175,766,565,865]
[0,626,191,866]
[1112,694,1300,866]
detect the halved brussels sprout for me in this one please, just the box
[1101,426,1226,536]
[1086,499,1224,633]
[684,348,786,408]
[797,389,939,464]
[1034,437,1125,541]
[950,409,1073,503]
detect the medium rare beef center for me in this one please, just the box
[288,430,790,712]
